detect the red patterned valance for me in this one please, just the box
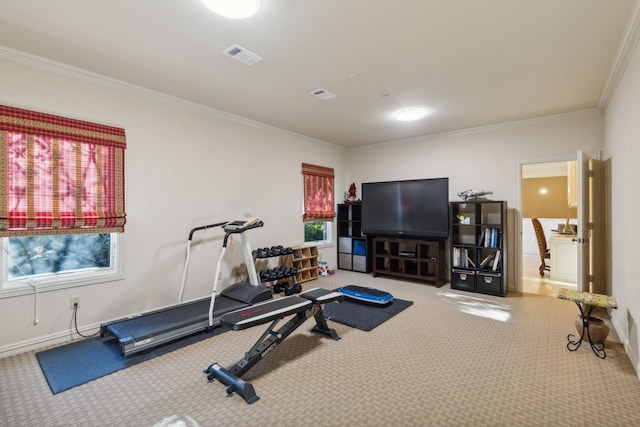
[302,163,335,222]
[0,105,126,149]
[0,105,126,236]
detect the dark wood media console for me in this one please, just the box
[371,237,446,287]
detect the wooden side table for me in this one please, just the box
[557,288,617,359]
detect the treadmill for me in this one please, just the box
[100,219,272,356]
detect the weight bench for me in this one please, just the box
[204,288,343,404]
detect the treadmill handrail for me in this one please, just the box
[179,221,228,303]
[179,219,262,303]
[222,220,264,247]
[188,221,229,241]
[209,220,264,326]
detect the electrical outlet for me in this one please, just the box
[70,296,81,309]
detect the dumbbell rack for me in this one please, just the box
[282,246,320,285]
[254,245,301,295]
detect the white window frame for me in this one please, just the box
[303,221,333,248]
[0,233,124,298]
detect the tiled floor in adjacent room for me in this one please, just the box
[521,253,576,297]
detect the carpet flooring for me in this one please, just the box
[2,271,640,426]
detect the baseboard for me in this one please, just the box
[624,338,640,380]
[0,322,101,360]
[611,314,639,380]
[624,341,640,380]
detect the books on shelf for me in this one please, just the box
[492,250,501,271]
[453,247,476,268]
[478,227,501,248]
[478,250,501,270]
[452,214,502,271]
[453,247,464,267]
[479,252,495,269]
[453,247,501,270]
[480,250,502,271]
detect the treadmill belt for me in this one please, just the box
[105,296,247,340]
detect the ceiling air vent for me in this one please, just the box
[223,44,263,66]
[310,88,336,100]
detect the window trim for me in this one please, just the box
[303,221,333,248]
[0,233,124,299]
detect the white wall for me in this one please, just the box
[0,55,346,355]
[346,112,604,291]
[603,33,640,374]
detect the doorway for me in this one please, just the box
[520,160,578,296]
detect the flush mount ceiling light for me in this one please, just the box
[395,108,428,122]
[200,0,261,19]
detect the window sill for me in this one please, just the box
[303,240,333,249]
[0,273,124,299]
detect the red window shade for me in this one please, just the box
[0,105,126,236]
[302,163,335,222]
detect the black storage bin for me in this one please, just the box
[451,269,475,292]
[476,272,502,296]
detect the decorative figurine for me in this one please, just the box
[458,189,493,201]
[456,214,471,224]
[346,183,360,203]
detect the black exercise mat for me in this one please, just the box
[323,294,413,331]
[36,327,228,394]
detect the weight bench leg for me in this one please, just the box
[205,363,259,404]
[312,306,341,340]
[204,292,341,404]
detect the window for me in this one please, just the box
[301,163,335,245]
[304,221,332,245]
[0,105,126,294]
[1,233,122,294]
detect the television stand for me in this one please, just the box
[371,237,445,287]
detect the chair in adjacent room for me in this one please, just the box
[531,218,550,277]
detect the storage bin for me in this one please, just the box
[476,272,502,296]
[339,237,352,253]
[451,269,475,292]
[353,239,366,256]
[353,255,367,272]
[338,253,352,270]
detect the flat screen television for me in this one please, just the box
[361,178,449,239]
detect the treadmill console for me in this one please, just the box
[224,218,262,232]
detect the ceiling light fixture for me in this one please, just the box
[395,108,427,122]
[200,0,261,19]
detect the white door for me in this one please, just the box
[576,151,589,292]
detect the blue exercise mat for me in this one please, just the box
[338,285,394,305]
[36,328,228,394]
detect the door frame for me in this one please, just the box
[514,153,578,293]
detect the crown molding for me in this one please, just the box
[0,45,341,150]
[0,39,616,152]
[350,109,601,152]
[598,0,640,110]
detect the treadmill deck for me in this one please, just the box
[101,296,247,356]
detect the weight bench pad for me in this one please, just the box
[220,296,311,331]
[300,288,344,304]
